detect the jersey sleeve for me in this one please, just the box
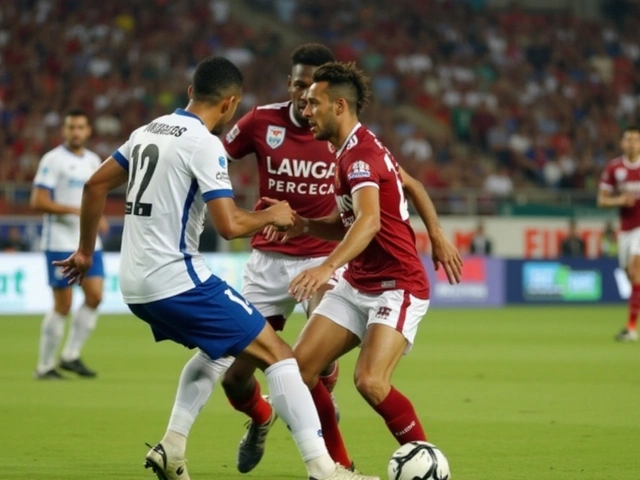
[111,126,144,171]
[223,108,257,160]
[343,150,381,194]
[32,152,58,192]
[190,136,235,202]
[599,163,614,192]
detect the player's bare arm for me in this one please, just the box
[207,196,295,240]
[30,187,81,216]
[399,167,463,284]
[53,157,128,284]
[597,189,635,208]
[262,202,345,244]
[289,186,380,302]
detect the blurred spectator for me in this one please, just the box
[600,221,618,258]
[560,219,586,258]
[483,166,513,197]
[469,221,493,256]
[0,227,30,252]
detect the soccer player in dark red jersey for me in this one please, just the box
[598,126,640,342]
[281,62,463,468]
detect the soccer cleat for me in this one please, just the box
[144,442,190,480]
[615,328,638,342]
[34,369,65,380]
[237,395,278,473]
[59,358,97,377]
[309,464,380,480]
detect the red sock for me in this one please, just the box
[310,382,352,468]
[373,387,427,445]
[629,284,640,331]
[319,361,340,393]
[226,380,272,425]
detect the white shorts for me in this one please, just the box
[313,278,430,354]
[618,227,640,268]
[242,249,346,322]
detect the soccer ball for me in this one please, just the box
[387,441,451,480]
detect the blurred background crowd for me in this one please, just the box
[0,0,638,251]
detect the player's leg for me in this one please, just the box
[221,319,282,473]
[36,251,73,379]
[36,286,72,379]
[355,290,430,445]
[59,254,104,377]
[294,279,364,470]
[616,231,640,341]
[221,250,295,472]
[239,321,375,480]
[308,282,341,393]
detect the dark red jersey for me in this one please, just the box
[334,124,430,299]
[224,101,338,256]
[599,156,640,231]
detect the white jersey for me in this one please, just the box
[33,145,103,252]
[114,109,233,304]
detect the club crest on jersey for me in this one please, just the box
[266,125,286,149]
[347,160,371,180]
[615,168,628,182]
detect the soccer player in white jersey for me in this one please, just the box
[31,109,108,379]
[54,56,378,480]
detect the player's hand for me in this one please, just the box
[51,251,93,285]
[98,216,110,236]
[263,224,287,243]
[430,231,463,284]
[620,192,636,207]
[262,197,296,229]
[289,264,333,302]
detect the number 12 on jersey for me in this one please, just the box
[125,143,159,217]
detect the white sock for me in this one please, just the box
[37,310,66,373]
[163,351,232,453]
[61,304,98,361]
[265,358,336,479]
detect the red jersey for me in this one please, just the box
[224,102,337,257]
[599,156,640,231]
[335,124,430,299]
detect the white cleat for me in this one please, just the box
[144,442,190,480]
[309,464,381,480]
[615,328,638,342]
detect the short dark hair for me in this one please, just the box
[623,125,640,136]
[192,56,243,104]
[312,61,371,115]
[291,43,335,67]
[64,108,90,123]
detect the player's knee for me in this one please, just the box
[630,266,640,284]
[354,370,389,405]
[54,299,72,316]
[221,367,251,393]
[84,292,102,309]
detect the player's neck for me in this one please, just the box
[184,102,219,132]
[333,117,360,150]
[625,154,640,163]
[64,143,84,156]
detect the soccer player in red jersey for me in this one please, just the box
[279,62,463,468]
[598,126,640,342]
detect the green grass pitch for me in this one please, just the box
[1,306,638,480]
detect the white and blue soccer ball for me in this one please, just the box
[387,441,451,480]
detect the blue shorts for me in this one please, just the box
[46,250,104,288]
[128,276,267,360]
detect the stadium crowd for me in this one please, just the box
[1,0,640,200]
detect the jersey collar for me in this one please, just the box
[622,156,640,169]
[174,108,204,125]
[288,102,303,128]
[335,122,362,158]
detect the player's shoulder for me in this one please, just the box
[39,145,67,164]
[606,155,624,168]
[342,126,384,161]
[252,101,291,124]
